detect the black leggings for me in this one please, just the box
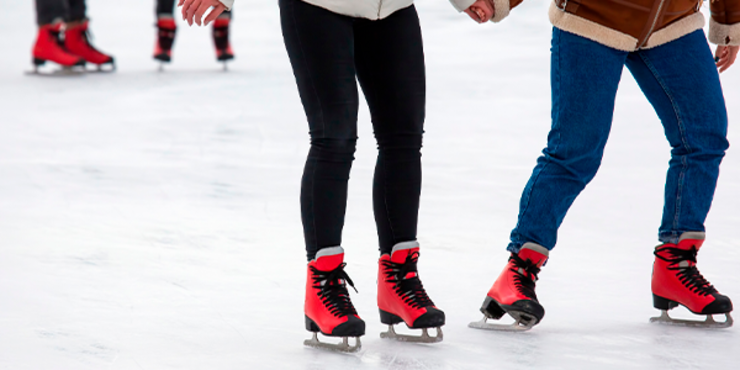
[280,0,426,261]
[35,0,86,25]
[156,0,232,18]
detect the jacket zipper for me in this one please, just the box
[639,0,668,49]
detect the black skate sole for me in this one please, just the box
[653,294,733,315]
[481,296,545,326]
[154,53,172,63]
[32,57,86,68]
[305,315,365,337]
[379,308,445,329]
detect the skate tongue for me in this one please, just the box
[519,243,549,267]
[677,237,704,252]
[314,246,345,271]
[390,241,420,263]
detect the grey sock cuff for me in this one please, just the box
[521,242,550,257]
[315,246,344,260]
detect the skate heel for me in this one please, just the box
[33,57,46,66]
[305,315,320,332]
[481,296,506,319]
[379,309,404,325]
[653,294,679,310]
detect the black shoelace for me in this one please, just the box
[655,246,717,297]
[381,251,434,309]
[310,262,358,317]
[508,253,541,300]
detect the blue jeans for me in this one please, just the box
[508,28,729,253]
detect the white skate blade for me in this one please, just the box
[25,67,85,77]
[468,315,536,332]
[87,63,116,73]
[649,310,733,329]
[303,332,361,353]
[380,325,443,343]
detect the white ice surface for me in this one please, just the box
[1,1,739,369]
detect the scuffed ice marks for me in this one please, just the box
[36,330,118,365]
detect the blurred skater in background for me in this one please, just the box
[32,0,114,72]
[154,0,234,68]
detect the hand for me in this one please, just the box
[179,0,226,26]
[464,0,495,24]
[715,45,739,73]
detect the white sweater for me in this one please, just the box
[220,0,475,20]
[219,0,234,10]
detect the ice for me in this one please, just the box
[1,0,738,369]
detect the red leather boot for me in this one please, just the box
[64,20,115,70]
[32,23,84,69]
[154,17,177,63]
[470,242,548,331]
[651,232,733,328]
[377,241,444,342]
[304,246,364,352]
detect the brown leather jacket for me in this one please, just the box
[484,0,740,51]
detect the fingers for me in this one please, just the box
[480,0,495,21]
[182,0,198,25]
[715,45,734,73]
[204,4,226,26]
[178,0,185,6]
[181,0,195,24]
[194,1,211,26]
[719,47,738,73]
[465,8,482,23]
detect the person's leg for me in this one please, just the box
[280,0,359,261]
[156,0,177,16]
[626,32,732,323]
[35,0,68,25]
[354,7,445,337]
[508,28,628,252]
[67,0,86,22]
[354,6,425,255]
[626,30,729,244]
[33,0,83,68]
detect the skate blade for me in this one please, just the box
[88,63,116,73]
[468,315,536,332]
[649,310,733,329]
[25,66,85,77]
[380,325,443,343]
[303,332,361,353]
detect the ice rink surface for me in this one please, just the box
[1,0,739,369]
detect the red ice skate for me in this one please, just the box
[470,243,549,331]
[31,23,85,71]
[650,232,733,328]
[304,246,364,352]
[64,20,115,71]
[154,17,177,63]
[378,241,444,343]
[212,17,234,65]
